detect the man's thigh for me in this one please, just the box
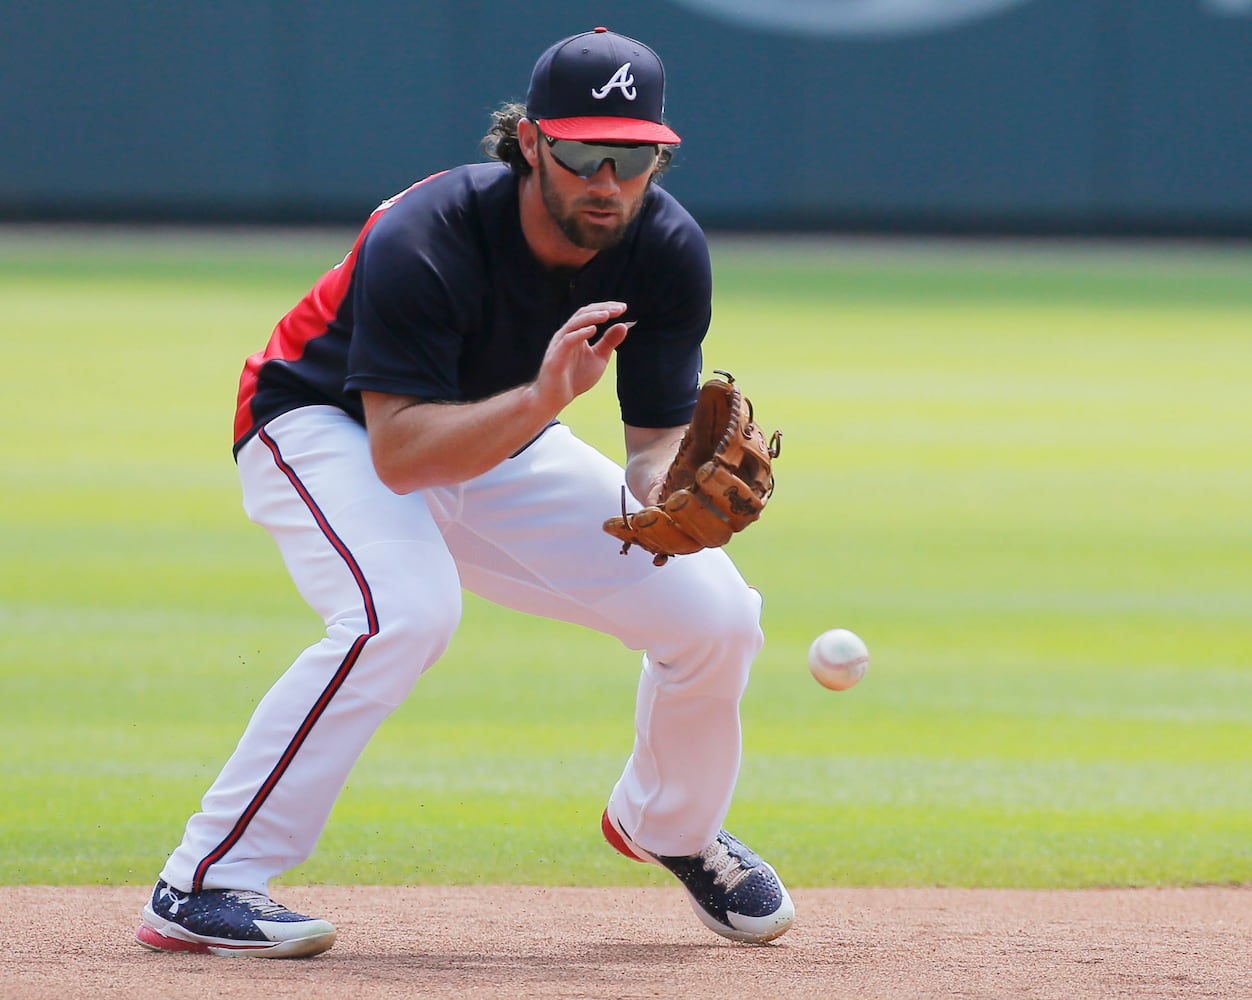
[445,425,759,648]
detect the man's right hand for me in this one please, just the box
[532,301,632,414]
[361,301,632,495]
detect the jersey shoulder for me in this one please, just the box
[356,163,516,294]
[368,163,514,244]
[639,183,707,246]
[628,184,713,295]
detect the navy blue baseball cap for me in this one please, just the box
[526,27,681,145]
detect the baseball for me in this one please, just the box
[808,628,870,691]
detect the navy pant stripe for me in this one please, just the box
[192,426,380,891]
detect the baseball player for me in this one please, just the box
[135,27,793,958]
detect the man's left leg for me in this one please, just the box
[431,424,793,943]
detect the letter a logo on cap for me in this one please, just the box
[591,62,637,101]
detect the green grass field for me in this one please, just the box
[1,229,1249,891]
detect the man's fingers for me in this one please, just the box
[594,320,632,357]
[567,302,626,331]
[562,317,631,349]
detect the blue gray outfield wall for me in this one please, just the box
[3,0,1249,235]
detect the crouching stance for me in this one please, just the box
[137,26,792,958]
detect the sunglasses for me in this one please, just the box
[538,131,659,182]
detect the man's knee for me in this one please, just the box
[645,582,763,694]
[333,582,463,707]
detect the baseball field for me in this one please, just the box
[1,228,1249,997]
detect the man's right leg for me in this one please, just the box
[137,407,462,957]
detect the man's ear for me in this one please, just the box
[518,118,541,169]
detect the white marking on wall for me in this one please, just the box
[665,0,1250,37]
[663,0,1036,38]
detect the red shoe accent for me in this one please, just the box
[135,924,274,954]
[135,924,212,954]
[601,809,647,863]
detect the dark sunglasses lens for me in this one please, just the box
[548,140,657,181]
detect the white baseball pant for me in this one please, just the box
[159,404,764,893]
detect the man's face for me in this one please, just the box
[534,136,656,251]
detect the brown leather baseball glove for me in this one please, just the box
[603,370,781,566]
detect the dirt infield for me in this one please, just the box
[3,885,1248,999]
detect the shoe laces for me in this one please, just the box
[698,837,753,892]
[225,889,290,918]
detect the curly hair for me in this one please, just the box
[481,102,674,178]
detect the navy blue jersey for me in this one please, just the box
[234,163,712,456]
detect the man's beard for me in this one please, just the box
[536,153,648,251]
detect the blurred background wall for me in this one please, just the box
[3,0,1250,236]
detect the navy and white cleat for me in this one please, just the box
[603,808,795,944]
[135,879,336,958]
